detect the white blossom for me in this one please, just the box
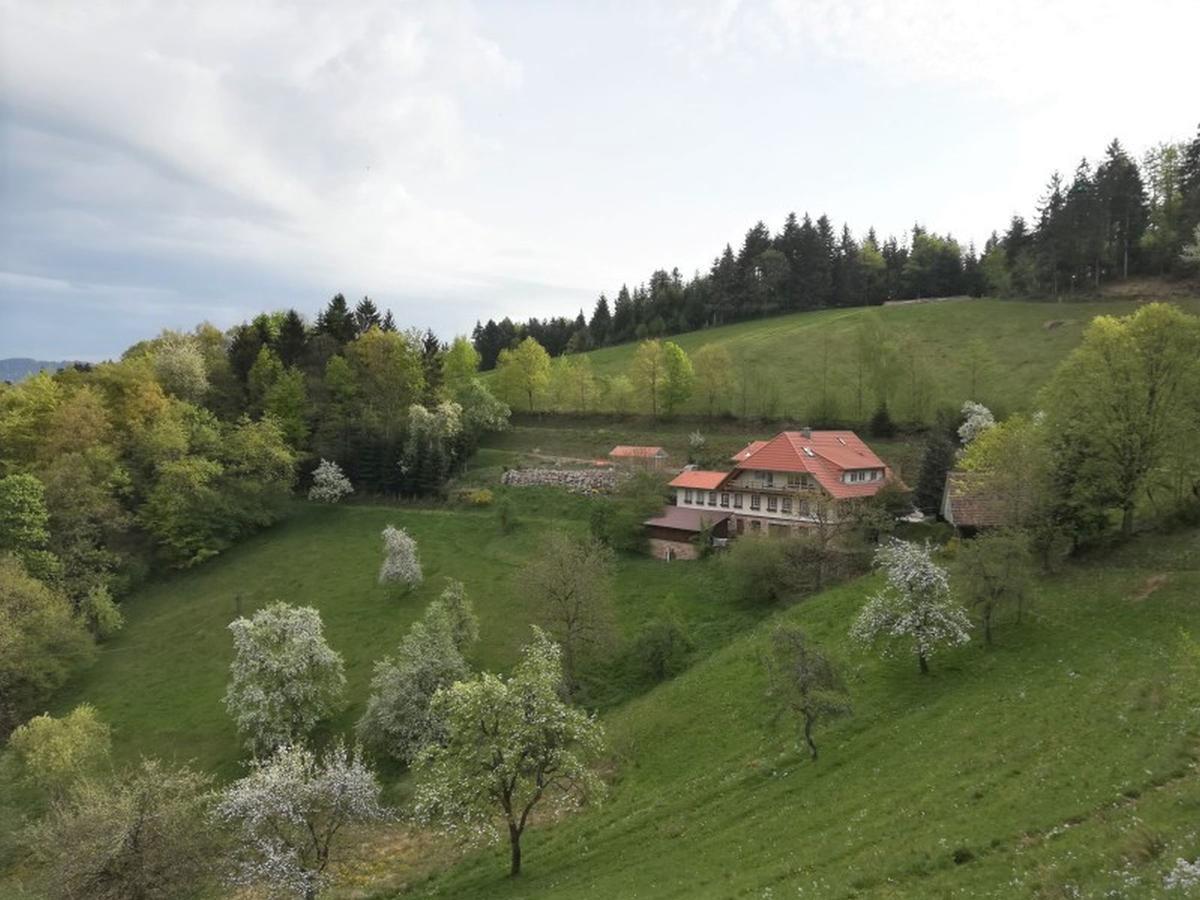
[412,627,605,875]
[1165,857,1200,891]
[307,459,353,504]
[958,401,995,446]
[378,525,422,589]
[850,539,972,673]
[223,602,346,755]
[214,743,387,900]
[357,580,478,765]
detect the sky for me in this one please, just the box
[1,0,1197,361]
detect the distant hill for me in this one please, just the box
[0,358,75,382]
[501,290,1200,425]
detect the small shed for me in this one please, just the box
[643,506,730,561]
[608,445,669,470]
[941,471,1006,533]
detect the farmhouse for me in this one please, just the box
[608,445,669,470]
[645,430,895,558]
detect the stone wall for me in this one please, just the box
[500,468,621,494]
[648,538,699,561]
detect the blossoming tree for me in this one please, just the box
[223,602,346,755]
[413,628,605,876]
[357,580,479,765]
[378,525,422,590]
[850,539,972,675]
[307,459,353,503]
[215,743,387,900]
[957,401,995,446]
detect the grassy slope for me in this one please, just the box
[409,529,1200,899]
[531,295,1200,422]
[25,499,758,783]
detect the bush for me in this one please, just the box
[461,488,493,507]
[724,533,858,604]
[79,585,124,640]
[632,615,694,682]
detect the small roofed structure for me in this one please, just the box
[941,471,1007,533]
[608,445,669,470]
[668,470,728,491]
[644,506,730,561]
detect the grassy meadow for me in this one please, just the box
[404,527,1200,899]
[514,292,1200,423]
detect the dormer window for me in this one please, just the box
[802,447,815,457]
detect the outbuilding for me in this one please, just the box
[643,506,730,561]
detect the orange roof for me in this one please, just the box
[669,470,729,490]
[609,445,667,458]
[732,431,892,500]
[730,440,768,462]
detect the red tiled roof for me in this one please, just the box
[730,440,768,461]
[942,471,1007,527]
[669,470,729,490]
[643,506,731,533]
[733,431,892,500]
[609,445,667,458]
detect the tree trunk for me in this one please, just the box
[803,714,818,761]
[509,823,522,876]
[983,605,993,646]
[1121,503,1135,536]
[918,652,929,675]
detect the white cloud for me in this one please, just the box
[0,0,551,327]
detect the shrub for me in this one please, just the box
[308,459,354,503]
[79,585,124,640]
[632,615,694,682]
[9,704,111,794]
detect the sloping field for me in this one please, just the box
[545,294,1200,423]
[408,528,1200,898]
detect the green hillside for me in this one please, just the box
[407,528,1200,898]
[527,293,1200,423]
[1,498,758,784]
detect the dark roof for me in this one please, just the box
[942,471,1007,528]
[643,506,732,533]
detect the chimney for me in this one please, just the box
[801,426,812,439]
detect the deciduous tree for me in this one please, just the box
[307,459,353,503]
[955,531,1034,644]
[762,625,851,760]
[413,628,605,877]
[357,580,478,764]
[528,533,617,695]
[215,742,387,900]
[224,602,346,755]
[850,539,971,674]
[378,525,422,589]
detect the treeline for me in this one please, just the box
[472,126,1200,368]
[0,291,508,618]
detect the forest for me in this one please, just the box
[471,128,1200,368]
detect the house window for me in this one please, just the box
[782,497,792,514]
[787,473,801,487]
[799,500,810,516]
[684,489,693,504]
[720,493,730,508]
[733,493,743,509]
[767,495,778,512]
[750,494,761,510]
[763,471,774,486]
[708,492,717,507]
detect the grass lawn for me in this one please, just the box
[496,293,1200,424]
[10,496,761,786]
[403,527,1200,898]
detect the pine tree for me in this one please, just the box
[381,310,397,332]
[275,309,308,368]
[589,295,612,346]
[317,294,357,344]
[354,297,382,335]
